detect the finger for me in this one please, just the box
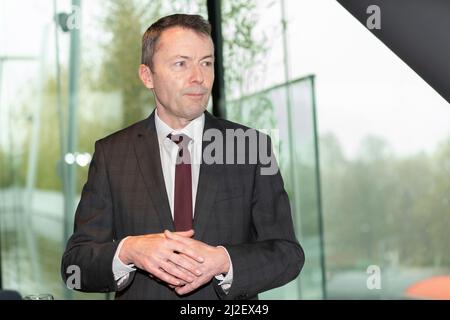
[165,230,198,249]
[173,229,195,238]
[165,231,204,263]
[175,284,189,295]
[148,266,185,287]
[160,260,195,284]
[169,252,203,276]
[175,283,196,295]
[165,229,193,242]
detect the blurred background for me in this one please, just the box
[0,0,449,300]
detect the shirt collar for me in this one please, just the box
[154,108,205,145]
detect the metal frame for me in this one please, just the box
[207,0,226,118]
[310,76,327,299]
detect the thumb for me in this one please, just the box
[169,229,195,238]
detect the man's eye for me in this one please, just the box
[202,61,212,67]
[175,61,185,67]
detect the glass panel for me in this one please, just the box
[285,0,450,299]
[222,0,325,299]
[225,77,324,299]
[0,0,74,299]
[0,0,207,300]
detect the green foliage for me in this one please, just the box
[222,0,275,123]
[320,133,450,269]
[94,0,152,126]
[0,149,13,187]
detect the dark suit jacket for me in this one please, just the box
[61,110,304,300]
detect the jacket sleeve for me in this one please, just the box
[60,140,134,293]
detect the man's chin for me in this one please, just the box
[182,106,207,120]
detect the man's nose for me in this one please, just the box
[189,65,204,84]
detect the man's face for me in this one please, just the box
[147,27,215,121]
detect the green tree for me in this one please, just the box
[222,0,276,124]
[418,138,450,266]
[321,131,450,272]
[94,0,151,127]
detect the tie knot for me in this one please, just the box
[168,133,191,147]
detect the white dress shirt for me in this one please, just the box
[112,109,233,293]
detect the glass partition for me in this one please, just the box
[226,77,325,299]
[0,0,206,300]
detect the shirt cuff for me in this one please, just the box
[214,246,233,293]
[112,236,136,281]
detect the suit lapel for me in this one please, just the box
[193,111,224,241]
[134,111,174,232]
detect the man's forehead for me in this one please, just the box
[167,54,214,61]
[157,26,213,51]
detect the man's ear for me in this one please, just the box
[138,64,154,89]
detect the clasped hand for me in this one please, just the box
[119,229,229,295]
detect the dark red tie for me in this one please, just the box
[168,133,193,231]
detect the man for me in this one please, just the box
[61,13,304,300]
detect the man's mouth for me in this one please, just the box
[185,93,205,98]
[184,87,208,97]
